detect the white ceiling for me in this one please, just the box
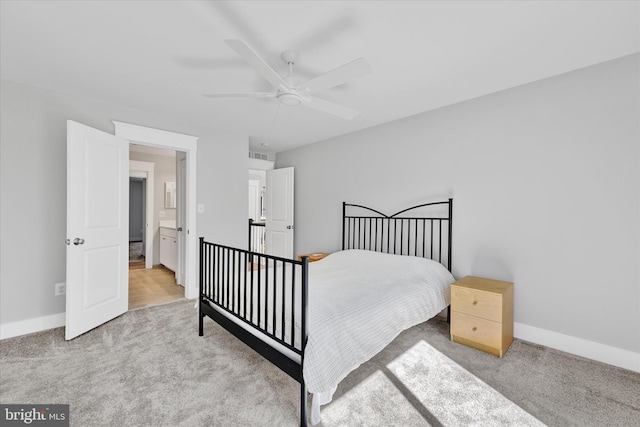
[1,1,638,154]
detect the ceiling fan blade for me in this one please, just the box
[302,96,359,120]
[225,39,288,90]
[295,57,371,94]
[203,92,275,98]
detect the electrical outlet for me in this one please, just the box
[54,282,66,296]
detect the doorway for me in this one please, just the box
[129,177,146,267]
[248,166,294,259]
[129,159,155,270]
[114,121,198,299]
[248,171,266,254]
[128,147,183,309]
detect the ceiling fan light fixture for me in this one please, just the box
[277,92,302,106]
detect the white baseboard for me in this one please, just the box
[515,322,640,373]
[0,313,65,340]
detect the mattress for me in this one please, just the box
[304,249,453,423]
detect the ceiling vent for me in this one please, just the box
[249,151,269,161]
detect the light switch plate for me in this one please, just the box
[54,282,66,296]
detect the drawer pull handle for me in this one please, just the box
[472,300,478,305]
[472,327,478,332]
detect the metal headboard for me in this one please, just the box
[342,199,453,271]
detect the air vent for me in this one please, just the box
[249,151,269,161]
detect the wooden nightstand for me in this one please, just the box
[297,252,329,262]
[450,276,513,357]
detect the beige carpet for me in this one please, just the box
[1,300,638,426]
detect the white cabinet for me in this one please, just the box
[160,227,177,272]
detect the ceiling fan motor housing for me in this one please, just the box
[277,91,302,106]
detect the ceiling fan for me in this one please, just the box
[204,39,371,120]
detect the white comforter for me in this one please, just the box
[304,250,454,423]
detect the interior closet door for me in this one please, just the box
[266,167,294,258]
[65,120,129,340]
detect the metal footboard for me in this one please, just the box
[198,238,309,426]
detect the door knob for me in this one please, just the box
[73,238,85,245]
[286,225,294,230]
[177,227,183,232]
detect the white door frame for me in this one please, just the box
[129,160,154,270]
[114,121,198,299]
[248,178,260,221]
[176,153,187,286]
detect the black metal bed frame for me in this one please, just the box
[199,199,453,427]
[342,199,453,271]
[248,218,266,253]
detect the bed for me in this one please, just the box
[198,199,454,426]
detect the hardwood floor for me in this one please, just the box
[129,261,147,271]
[129,264,184,309]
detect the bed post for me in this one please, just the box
[342,202,346,250]
[198,237,204,337]
[447,199,453,324]
[301,372,308,427]
[448,198,453,272]
[300,255,309,427]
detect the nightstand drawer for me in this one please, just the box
[451,311,502,349]
[451,286,502,322]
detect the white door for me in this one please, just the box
[66,121,129,340]
[266,167,294,258]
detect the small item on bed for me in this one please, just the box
[297,252,330,262]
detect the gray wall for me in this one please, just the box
[276,54,640,354]
[0,79,247,325]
